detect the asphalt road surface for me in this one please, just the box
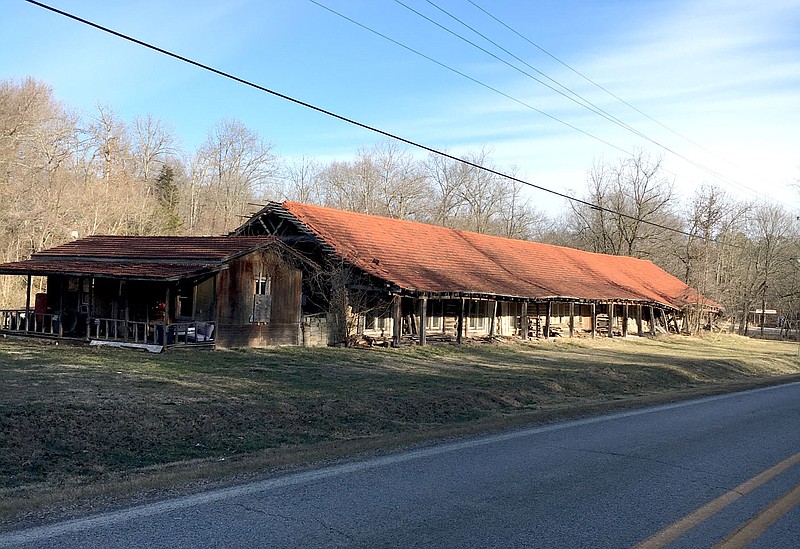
[3,382,799,548]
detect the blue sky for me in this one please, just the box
[3,0,800,214]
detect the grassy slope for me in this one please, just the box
[1,334,799,526]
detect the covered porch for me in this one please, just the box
[0,272,217,351]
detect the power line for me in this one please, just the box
[308,0,629,156]
[396,0,648,141]
[314,0,752,203]
[23,0,739,247]
[464,0,772,200]
[315,0,770,202]
[398,0,770,200]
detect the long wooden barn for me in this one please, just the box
[235,201,720,347]
[0,201,719,350]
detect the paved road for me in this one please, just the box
[3,382,799,548]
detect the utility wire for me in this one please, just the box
[309,0,629,156]
[317,0,768,202]
[465,0,771,200]
[23,0,738,247]
[397,0,769,200]
[467,0,695,142]
[317,0,743,202]
[408,0,659,144]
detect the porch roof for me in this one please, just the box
[0,236,277,281]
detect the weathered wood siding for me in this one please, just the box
[215,250,302,348]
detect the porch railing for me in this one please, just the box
[0,310,215,347]
[90,318,216,346]
[91,318,151,344]
[0,309,59,335]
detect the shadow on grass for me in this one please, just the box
[1,335,798,495]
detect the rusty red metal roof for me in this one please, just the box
[0,236,276,281]
[33,236,273,261]
[281,201,717,310]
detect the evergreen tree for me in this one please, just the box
[154,164,181,234]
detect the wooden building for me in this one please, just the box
[0,201,720,350]
[0,236,304,351]
[235,201,721,346]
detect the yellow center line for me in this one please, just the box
[632,451,800,549]
[713,482,800,549]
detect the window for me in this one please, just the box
[426,300,442,330]
[255,276,271,296]
[251,269,272,323]
[365,310,388,333]
[467,301,487,330]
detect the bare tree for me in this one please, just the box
[193,119,277,234]
[569,151,678,260]
[281,156,322,204]
[423,150,469,228]
[369,141,428,220]
[421,147,546,238]
[87,104,132,184]
[676,185,749,332]
[713,201,796,334]
[498,178,550,240]
[316,141,429,219]
[0,78,82,305]
[131,114,178,184]
[455,149,507,234]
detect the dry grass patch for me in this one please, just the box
[1,333,798,528]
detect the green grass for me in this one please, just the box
[1,333,799,526]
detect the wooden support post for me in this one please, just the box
[392,295,401,347]
[457,298,465,345]
[521,302,528,341]
[544,301,552,340]
[591,302,596,339]
[123,283,129,342]
[608,303,614,339]
[24,274,32,332]
[660,308,669,332]
[58,277,64,338]
[569,302,575,338]
[87,278,94,340]
[212,274,219,321]
[622,304,629,337]
[649,306,656,335]
[464,300,470,338]
[418,297,427,346]
[164,286,171,346]
[488,300,497,339]
[636,305,643,337]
